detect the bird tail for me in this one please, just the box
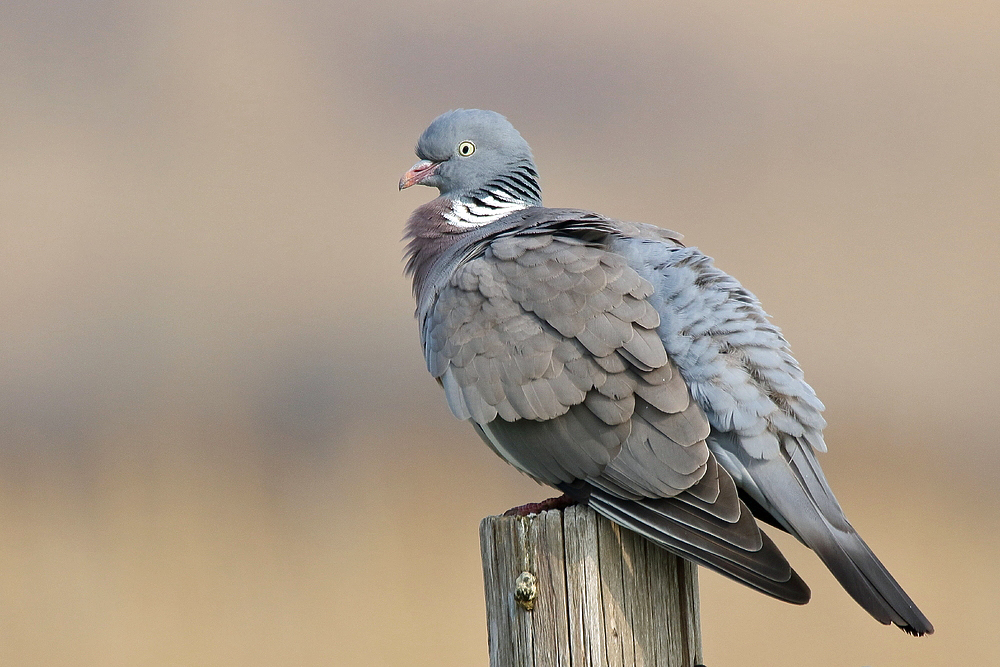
[746,443,934,635]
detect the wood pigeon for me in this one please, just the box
[400,109,932,635]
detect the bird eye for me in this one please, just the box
[457,141,476,157]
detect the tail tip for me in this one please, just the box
[898,618,934,637]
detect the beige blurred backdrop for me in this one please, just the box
[1,1,997,665]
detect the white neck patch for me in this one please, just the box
[443,190,529,228]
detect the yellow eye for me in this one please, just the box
[457,141,476,157]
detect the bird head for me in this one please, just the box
[399,109,541,206]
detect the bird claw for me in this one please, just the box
[503,493,577,517]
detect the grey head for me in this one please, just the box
[399,109,542,207]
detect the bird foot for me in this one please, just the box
[503,493,577,517]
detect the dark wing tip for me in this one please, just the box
[575,484,812,605]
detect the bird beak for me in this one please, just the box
[399,159,440,190]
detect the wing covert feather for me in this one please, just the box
[424,228,722,502]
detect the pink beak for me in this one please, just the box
[399,159,440,190]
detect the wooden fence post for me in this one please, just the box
[480,504,703,667]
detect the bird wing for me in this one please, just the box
[618,236,933,635]
[422,214,809,603]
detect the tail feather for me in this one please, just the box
[748,450,933,635]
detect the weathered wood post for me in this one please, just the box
[480,505,703,667]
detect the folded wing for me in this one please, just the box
[423,224,810,603]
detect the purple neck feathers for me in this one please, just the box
[403,198,468,302]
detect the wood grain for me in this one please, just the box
[480,505,702,667]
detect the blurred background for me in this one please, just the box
[0,0,997,664]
